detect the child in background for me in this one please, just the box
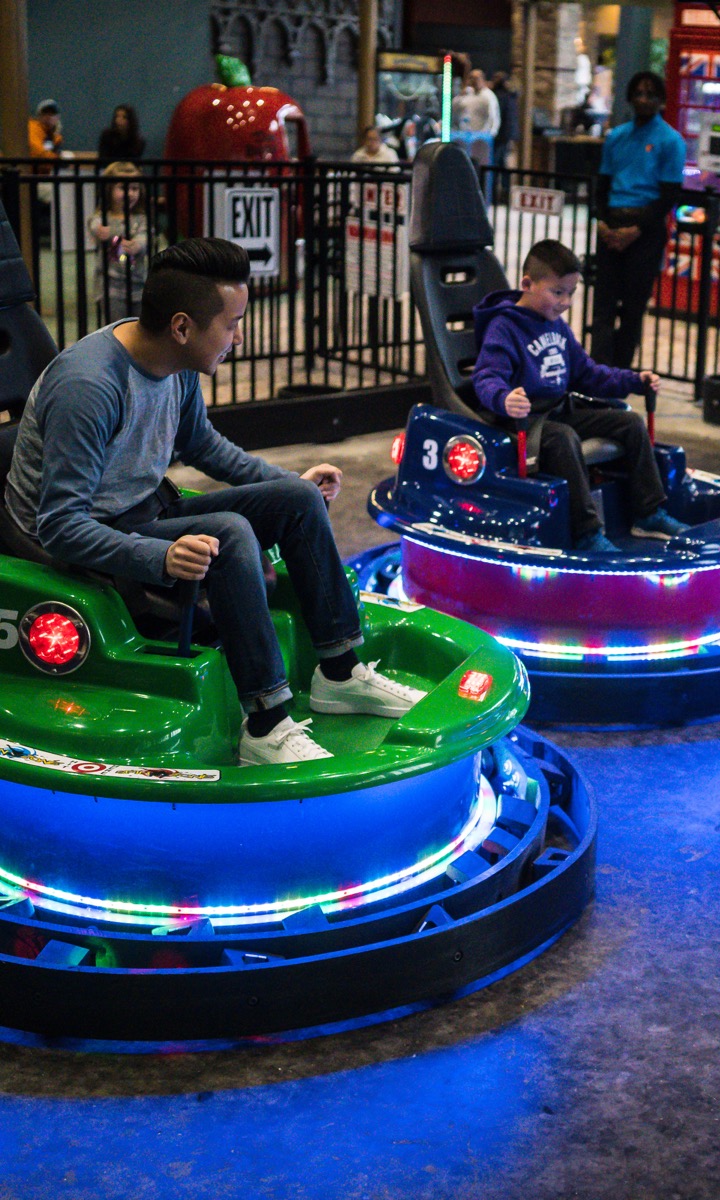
[471,239,688,553]
[89,162,147,323]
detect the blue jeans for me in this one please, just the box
[119,477,363,711]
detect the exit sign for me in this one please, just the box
[510,185,565,217]
[225,186,280,277]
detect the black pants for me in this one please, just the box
[537,401,666,541]
[590,221,667,369]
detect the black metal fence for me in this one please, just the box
[2,154,720,423]
[0,157,419,409]
[482,164,720,397]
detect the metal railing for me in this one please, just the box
[3,155,720,412]
[0,157,420,414]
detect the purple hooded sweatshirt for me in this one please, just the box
[472,289,643,418]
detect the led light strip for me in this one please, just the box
[403,533,720,578]
[441,54,453,142]
[497,628,720,663]
[387,569,720,663]
[0,777,498,929]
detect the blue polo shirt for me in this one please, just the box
[600,112,686,209]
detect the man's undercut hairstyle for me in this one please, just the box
[523,239,582,281]
[140,237,250,334]
[627,71,666,104]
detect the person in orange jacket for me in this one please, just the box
[28,99,62,162]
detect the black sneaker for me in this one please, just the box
[630,508,690,540]
[574,529,620,554]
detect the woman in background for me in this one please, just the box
[97,105,145,162]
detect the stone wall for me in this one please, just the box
[211,0,398,160]
[511,0,589,124]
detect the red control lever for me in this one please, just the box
[516,417,529,479]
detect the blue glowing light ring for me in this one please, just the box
[0,727,596,1047]
[0,747,502,925]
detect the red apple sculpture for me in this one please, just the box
[165,83,310,163]
[165,84,311,241]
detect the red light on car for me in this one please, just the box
[28,613,79,665]
[443,436,486,485]
[53,697,88,717]
[390,433,406,465]
[18,603,91,675]
[458,670,493,702]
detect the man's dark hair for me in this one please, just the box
[627,71,666,104]
[523,239,582,281]
[140,237,250,333]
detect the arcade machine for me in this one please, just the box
[376,51,444,157]
[660,1,720,313]
[666,0,720,171]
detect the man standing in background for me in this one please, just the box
[590,72,685,369]
[452,69,500,141]
[490,72,519,170]
[451,67,500,177]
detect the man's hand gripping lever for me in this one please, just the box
[165,534,219,659]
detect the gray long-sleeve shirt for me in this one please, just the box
[6,322,291,583]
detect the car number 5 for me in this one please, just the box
[0,610,19,649]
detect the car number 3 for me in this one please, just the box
[0,610,19,649]
[422,439,439,470]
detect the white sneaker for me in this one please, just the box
[309,661,427,718]
[239,716,333,765]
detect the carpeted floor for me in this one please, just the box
[1,420,719,1200]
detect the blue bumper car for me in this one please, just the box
[359,142,720,727]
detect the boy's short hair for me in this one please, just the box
[626,71,666,104]
[523,239,582,281]
[141,237,250,333]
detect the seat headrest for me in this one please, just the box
[409,141,494,254]
[0,199,35,309]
